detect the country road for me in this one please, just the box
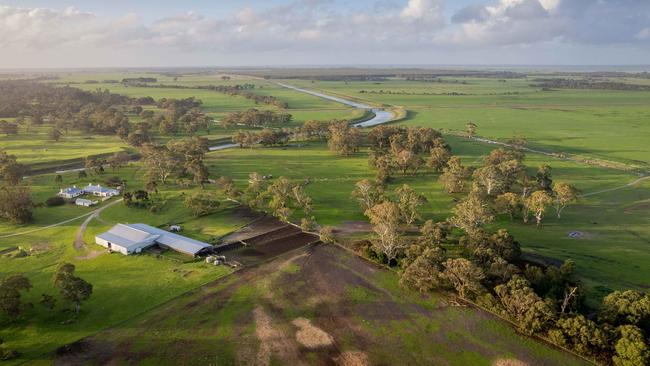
[0,198,123,240]
[74,198,123,249]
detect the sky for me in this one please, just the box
[0,0,649,68]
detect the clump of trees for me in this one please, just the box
[0,151,32,224]
[206,84,289,108]
[140,137,209,187]
[222,109,291,128]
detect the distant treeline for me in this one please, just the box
[221,108,292,128]
[120,82,289,108]
[0,80,132,118]
[531,78,650,91]
[122,77,158,83]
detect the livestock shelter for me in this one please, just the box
[96,223,212,256]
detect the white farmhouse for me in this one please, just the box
[58,186,83,199]
[83,183,120,198]
[95,223,212,256]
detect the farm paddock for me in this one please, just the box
[53,244,587,366]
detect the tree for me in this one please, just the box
[141,144,179,185]
[78,170,87,179]
[526,190,553,228]
[292,185,313,216]
[552,182,581,219]
[328,120,360,156]
[167,137,209,187]
[267,177,294,221]
[106,152,129,172]
[245,172,266,208]
[465,122,477,138]
[54,174,63,188]
[48,127,63,142]
[53,263,92,314]
[495,192,521,221]
[0,151,27,185]
[450,194,493,238]
[419,220,450,246]
[364,201,405,263]
[548,314,607,358]
[536,164,553,192]
[84,156,105,175]
[495,275,555,334]
[184,192,221,217]
[600,290,650,327]
[395,184,427,225]
[428,146,451,173]
[0,275,32,320]
[400,247,446,293]
[394,149,423,175]
[351,179,384,212]
[442,258,485,299]
[0,186,33,224]
[439,156,469,193]
[612,325,649,366]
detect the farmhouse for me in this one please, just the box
[83,183,120,197]
[95,223,212,256]
[58,186,83,199]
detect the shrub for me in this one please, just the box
[45,196,66,207]
[319,226,335,244]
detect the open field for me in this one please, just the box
[0,164,256,364]
[284,77,650,168]
[205,138,650,304]
[53,243,587,366]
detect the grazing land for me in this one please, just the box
[53,243,587,366]
[1,69,649,364]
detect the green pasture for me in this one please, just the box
[205,138,650,305]
[285,78,650,167]
[0,164,253,364]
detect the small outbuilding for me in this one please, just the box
[58,186,83,199]
[95,223,212,256]
[75,198,98,207]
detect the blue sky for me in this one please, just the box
[0,0,649,68]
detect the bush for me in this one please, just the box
[0,347,20,361]
[45,196,66,207]
[319,226,335,244]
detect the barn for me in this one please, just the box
[95,223,212,256]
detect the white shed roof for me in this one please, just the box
[129,224,212,255]
[96,223,211,255]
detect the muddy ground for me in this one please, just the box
[54,243,586,366]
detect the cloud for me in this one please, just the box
[0,0,648,65]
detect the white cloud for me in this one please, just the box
[0,1,647,67]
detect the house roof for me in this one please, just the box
[61,187,83,194]
[84,184,119,194]
[96,223,211,255]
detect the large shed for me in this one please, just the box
[95,223,212,256]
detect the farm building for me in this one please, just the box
[83,183,120,197]
[95,223,212,256]
[58,186,83,199]
[75,198,98,207]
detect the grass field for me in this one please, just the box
[52,243,588,366]
[204,138,650,305]
[284,77,650,168]
[0,164,255,364]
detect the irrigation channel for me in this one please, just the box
[276,82,395,127]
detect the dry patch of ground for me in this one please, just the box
[336,351,371,366]
[493,359,529,366]
[292,317,334,349]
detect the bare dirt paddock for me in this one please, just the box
[54,244,588,366]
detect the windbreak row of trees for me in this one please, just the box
[204,84,289,108]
